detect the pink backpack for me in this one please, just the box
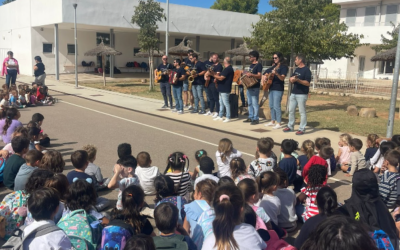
[266,230,297,250]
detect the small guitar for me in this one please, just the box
[263,63,280,91]
[155,71,162,83]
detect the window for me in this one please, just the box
[133,48,140,56]
[174,38,187,46]
[379,61,395,74]
[96,33,110,45]
[67,44,75,55]
[364,7,376,26]
[346,9,357,27]
[43,43,52,53]
[386,5,398,26]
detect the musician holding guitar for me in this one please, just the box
[213,57,234,123]
[171,59,187,114]
[189,53,207,114]
[155,56,174,109]
[283,54,312,136]
[205,53,223,117]
[262,52,288,129]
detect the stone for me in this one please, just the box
[347,105,358,116]
[141,79,147,83]
[340,93,345,97]
[322,92,328,95]
[259,107,271,120]
[359,108,376,118]
[317,91,323,95]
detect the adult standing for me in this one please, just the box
[213,57,234,123]
[189,54,206,114]
[283,54,311,135]
[204,54,213,110]
[0,108,22,144]
[183,50,194,109]
[243,51,262,125]
[205,53,223,118]
[2,51,19,89]
[155,55,174,109]
[33,56,46,86]
[263,52,288,129]
[171,59,186,115]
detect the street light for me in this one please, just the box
[73,3,78,88]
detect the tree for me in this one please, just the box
[2,0,15,4]
[372,23,399,52]
[211,0,259,14]
[131,0,165,91]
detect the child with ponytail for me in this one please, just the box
[202,185,267,250]
[230,157,254,185]
[165,152,191,200]
[0,107,21,143]
[192,149,208,180]
[297,140,315,171]
[216,138,242,178]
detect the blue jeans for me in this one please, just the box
[247,88,260,120]
[239,85,246,105]
[269,90,284,123]
[204,86,211,109]
[192,85,205,111]
[172,86,183,111]
[219,93,230,119]
[288,94,308,131]
[209,82,219,113]
[5,70,17,88]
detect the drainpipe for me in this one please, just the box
[378,1,383,25]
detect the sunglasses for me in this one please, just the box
[273,57,278,59]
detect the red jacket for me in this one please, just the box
[302,155,328,185]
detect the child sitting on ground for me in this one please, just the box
[14,150,43,191]
[28,127,46,152]
[67,150,93,184]
[165,152,191,201]
[32,113,50,146]
[153,202,197,250]
[379,150,400,209]
[216,138,242,178]
[9,90,23,108]
[274,168,297,232]
[315,137,333,174]
[194,156,219,188]
[3,136,29,190]
[230,157,254,184]
[365,134,379,162]
[335,133,352,169]
[108,155,140,210]
[298,140,315,172]
[2,126,28,159]
[40,150,65,173]
[257,171,281,226]
[278,139,299,186]
[303,145,334,185]
[135,151,160,195]
[0,92,9,110]
[248,137,276,178]
[83,144,109,189]
[341,138,366,177]
[117,142,132,160]
[192,149,208,180]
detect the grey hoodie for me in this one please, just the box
[14,164,37,191]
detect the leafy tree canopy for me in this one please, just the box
[372,23,399,52]
[211,0,259,14]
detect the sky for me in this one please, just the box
[157,0,273,14]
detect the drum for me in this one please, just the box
[240,75,258,88]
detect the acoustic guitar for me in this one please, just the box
[155,71,162,83]
[262,64,280,91]
[233,69,242,83]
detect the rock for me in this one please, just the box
[340,93,345,97]
[317,91,323,95]
[360,108,376,118]
[347,105,358,116]
[322,92,328,95]
[141,79,147,83]
[259,108,271,120]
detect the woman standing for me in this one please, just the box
[2,51,19,89]
[33,56,46,86]
[263,52,288,129]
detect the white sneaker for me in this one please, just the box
[171,109,177,113]
[223,118,230,123]
[213,117,223,121]
[265,122,275,127]
[212,112,218,118]
[273,123,282,129]
[178,110,183,115]
[204,111,212,116]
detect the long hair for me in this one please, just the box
[65,179,97,213]
[316,186,338,216]
[212,185,245,250]
[154,175,176,203]
[301,140,315,160]
[164,152,189,193]
[273,52,287,65]
[218,138,233,162]
[44,173,69,201]
[229,157,247,180]
[307,165,327,189]
[237,178,258,202]
[3,108,18,135]
[373,141,396,165]
[367,134,379,148]
[195,179,218,204]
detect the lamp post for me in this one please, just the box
[165,0,169,56]
[73,3,78,88]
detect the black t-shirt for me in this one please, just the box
[218,65,234,93]
[174,67,186,87]
[183,58,192,68]
[294,214,327,249]
[204,60,213,69]
[157,63,173,82]
[210,63,223,84]
[193,61,206,86]
[248,63,263,89]
[291,66,311,94]
[34,63,45,77]
[263,65,288,91]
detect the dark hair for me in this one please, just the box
[28,188,59,221]
[119,155,137,169]
[40,150,65,173]
[281,139,298,155]
[249,50,260,60]
[25,169,55,195]
[27,121,37,128]
[212,185,244,250]
[319,146,334,160]
[257,171,279,194]
[199,156,214,174]
[28,127,41,141]
[218,176,235,187]
[308,165,327,188]
[3,108,19,135]
[137,151,151,167]
[112,185,147,234]
[391,135,400,146]
[296,54,306,64]
[237,178,258,202]
[12,126,28,138]
[117,143,132,159]
[154,202,179,234]
[34,56,42,62]
[273,52,286,65]
[195,149,208,162]
[316,186,338,216]
[11,136,30,154]
[257,138,273,155]
[154,175,175,202]
[230,157,247,180]
[374,141,397,165]
[7,51,13,56]
[192,53,199,59]
[243,203,257,228]
[384,149,400,168]
[31,113,44,123]
[274,168,288,186]
[195,179,218,204]
[44,174,69,201]
[164,152,189,192]
[349,138,363,151]
[175,59,181,65]
[300,215,378,250]
[124,234,156,250]
[187,49,194,54]
[65,179,97,212]
[25,150,43,165]
[71,150,89,170]
[315,137,330,150]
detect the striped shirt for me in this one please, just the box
[379,171,400,209]
[301,186,324,221]
[166,172,191,198]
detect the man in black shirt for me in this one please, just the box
[213,57,234,123]
[243,51,262,125]
[171,59,186,114]
[283,54,312,135]
[189,54,207,114]
[205,53,223,117]
[183,50,194,109]
[204,55,214,111]
[155,55,174,109]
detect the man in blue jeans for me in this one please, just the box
[189,53,207,114]
[243,51,262,125]
[155,56,174,109]
[283,54,311,135]
[171,59,187,114]
[213,57,234,123]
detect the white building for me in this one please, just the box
[323,0,400,79]
[0,0,259,77]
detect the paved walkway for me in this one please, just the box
[14,75,366,152]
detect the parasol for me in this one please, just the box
[226,43,259,70]
[168,37,200,60]
[371,47,397,62]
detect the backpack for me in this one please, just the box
[57,209,102,250]
[153,234,188,250]
[100,219,135,250]
[0,157,6,183]
[265,230,297,250]
[0,191,28,239]
[371,229,395,250]
[1,223,61,249]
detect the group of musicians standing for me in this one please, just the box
[155,49,311,134]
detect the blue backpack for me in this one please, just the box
[371,230,395,250]
[0,157,7,183]
[100,219,135,250]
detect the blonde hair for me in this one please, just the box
[301,140,315,160]
[82,144,97,162]
[218,138,233,162]
[367,134,379,148]
[339,134,352,145]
